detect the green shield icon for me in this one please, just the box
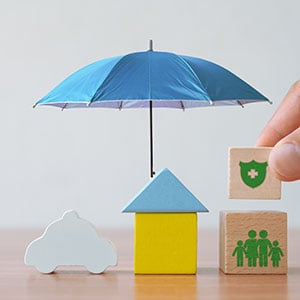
[239,160,268,188]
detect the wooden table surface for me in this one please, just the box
[0,228,299,300]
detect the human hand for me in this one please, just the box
[256,81,300,181]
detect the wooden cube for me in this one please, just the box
[228,147,281,199]
[219,211,287,274]
[134,213,197,274]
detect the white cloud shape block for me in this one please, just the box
[24,210,117,274]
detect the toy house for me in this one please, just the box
[123,168,208,274]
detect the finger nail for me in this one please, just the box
[269,142,300,181]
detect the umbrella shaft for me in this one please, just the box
[150,101,154,178]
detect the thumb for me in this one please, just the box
[269,127,300,181]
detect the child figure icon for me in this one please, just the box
[232,240,246,267]
[269,240,284,267]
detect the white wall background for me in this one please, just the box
[0,0,299,229]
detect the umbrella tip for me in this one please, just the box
[237,100,244,108]
[61,103,68,111]
[149,39,153,51]
[32,104,37,108]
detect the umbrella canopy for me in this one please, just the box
[34,43,270,177]
[35,51,269,109]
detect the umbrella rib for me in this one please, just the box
[177,55,211,100]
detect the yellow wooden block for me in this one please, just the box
[228,147,281,199]
[134,213,197,274]
[219,211,287,274]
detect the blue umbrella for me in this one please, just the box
[34,41,270,177]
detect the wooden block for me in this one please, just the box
[219,211,287,274]
[134,213,197,274]
[229,147,281,199]
[123,168,208,213]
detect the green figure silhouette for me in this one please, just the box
[244,230,258,267]
[257,230,272,267]
[232,240,246,267]
[269,241,284,267]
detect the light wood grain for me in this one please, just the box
[0,228,299,300]
[220,211,287,274]
[229,147,281,199]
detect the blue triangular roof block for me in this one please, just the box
[122,168,209,213]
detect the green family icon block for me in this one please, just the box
[229,147,281,199]
[220,211,287,274]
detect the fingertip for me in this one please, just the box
[256,125,283,148]
[269,142,300,181]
